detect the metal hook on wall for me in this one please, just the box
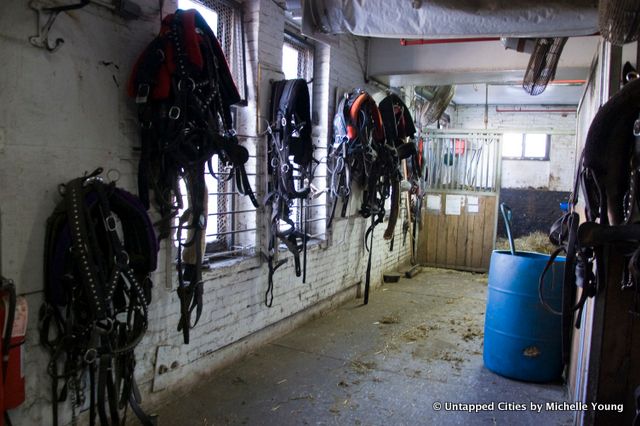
[28,0,89,53]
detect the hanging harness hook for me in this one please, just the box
[28,0,89,53]
[29,4,64,53]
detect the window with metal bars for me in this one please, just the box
[282,32,314,81]
[175,0,256,263]
[279,31,327,243]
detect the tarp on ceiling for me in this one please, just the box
[306,0,598,39]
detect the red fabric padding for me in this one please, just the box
[181,10,203,70]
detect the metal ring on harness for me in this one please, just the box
[114,251,130,268]
[177,77,196,92]
[168,106,181,120]
[84,348,98,364]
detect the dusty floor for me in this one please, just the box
[156,268,572,425]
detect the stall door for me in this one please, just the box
[418,130,501,272]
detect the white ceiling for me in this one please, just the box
[451,83,586,105]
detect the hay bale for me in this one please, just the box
[495,231,555,254]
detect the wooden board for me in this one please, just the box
[418,192,497,271]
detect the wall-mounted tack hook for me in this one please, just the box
[28,0,89,53]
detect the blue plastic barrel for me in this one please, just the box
[483,250,565,382]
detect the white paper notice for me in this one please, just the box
[445,195,462,215]
[467,196,479,213]
[426,195,441,211]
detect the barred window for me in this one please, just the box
[175,0,256,263]
[282,32,314,81]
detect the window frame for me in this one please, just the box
[501,132,551,161]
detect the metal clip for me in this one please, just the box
[634,118,640,137]
[168,106,181,120]
[136,84,150,104]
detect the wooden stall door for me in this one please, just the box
[418,193,497,272]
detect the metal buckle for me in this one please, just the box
[136,84,150,104]
[104,214,117,232]
[634,118,640,137]
[168,106,181,120]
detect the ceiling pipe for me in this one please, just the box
[400,37,500,46]
[495,107,577,113]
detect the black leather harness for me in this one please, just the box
[264,79,315,306]
[41,169,157,426]
[328,89,409,304]
[128,9,258,343]
[541,75,640,365]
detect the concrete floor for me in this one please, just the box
[157,268,573,426]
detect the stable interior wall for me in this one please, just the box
[452,104,577,237]
[0,1,410,424]
[572,42,640,426]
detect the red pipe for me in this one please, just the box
[400,37,500,46]
[495,107,577,113]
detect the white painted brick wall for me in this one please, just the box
[452,105,577,190]
[0,1,410,424]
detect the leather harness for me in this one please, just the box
[128,9,258,343]
[264,79,316,307]
[41,169,158,426]
[379,94,422,259]
[329,89,411,304]
[541,75,640,365]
